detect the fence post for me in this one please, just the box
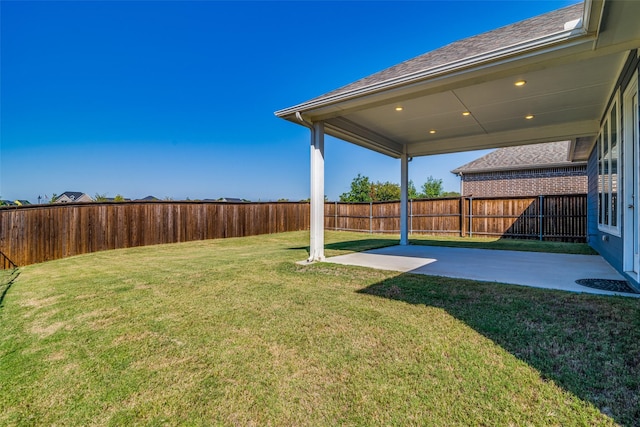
[334,201,338,231]
[469,197,473,238]
[539,195,544,241]
[460,196,464,237]
[410,199,413,236]
[369,202,373,234]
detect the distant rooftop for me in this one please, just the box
[452,141,586,174]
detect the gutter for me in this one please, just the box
[452,161,588,175]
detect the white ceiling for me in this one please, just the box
[326,50,627,157]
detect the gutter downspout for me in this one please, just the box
[296,112,314,129]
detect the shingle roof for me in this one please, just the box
[451,141,586,174]
[296,3,584,108]
[60,191,85,200]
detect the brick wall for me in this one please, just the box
[461,166,587,197]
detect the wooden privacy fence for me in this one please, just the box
[325,194,587,242]
[0,194,587,268]
[0,202,310,268]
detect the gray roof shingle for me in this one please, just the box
[451,141,586,174]
[59,191,86,200]
[295,3,583,109]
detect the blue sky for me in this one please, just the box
[1,0,578,202]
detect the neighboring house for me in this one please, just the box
[1,200,33,206]
[217,197,246,203]
[55,192,93,203]
[451,141,587,197]
[276,1,639,289]
[137,195,159,201]
[103,197,132,202]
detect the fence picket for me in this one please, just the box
[0,195,587,268]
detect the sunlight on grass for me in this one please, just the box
[0,231,635,425]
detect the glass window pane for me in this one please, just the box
[604,121,610,225]
[611,103,618,227]
[598,134,603,224]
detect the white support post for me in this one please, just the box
[400,153,409,245]
[309,121,325,262]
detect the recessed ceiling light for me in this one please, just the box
[429,130,437,134]
[525,114,534,120]
[514,80,527,87]
[462,111,471,116]
[395,106,403,111]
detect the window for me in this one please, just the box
[598,94,620,234]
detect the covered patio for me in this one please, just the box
[325,244,637,297]
[276,1,640,287]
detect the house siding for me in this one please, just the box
[586,50,639,288]
[587,149,624,272]
[461,166,586,197]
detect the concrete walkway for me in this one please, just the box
[325,245,638,297]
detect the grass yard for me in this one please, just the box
[409,234,598,255]
[1,231,638,425]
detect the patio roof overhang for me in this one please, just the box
[275,0,640,262]
[276,0,640,161]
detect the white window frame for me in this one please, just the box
[598,90,621,236]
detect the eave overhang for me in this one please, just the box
[276,0,639,159]
[276,25,592,121]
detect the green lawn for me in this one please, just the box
[1,231,637,425]
[409,234,598,255]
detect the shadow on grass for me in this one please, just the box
[409,237,598,255]
[358,273,640,426]
[0,268,20,308]
[288,239,400,257]
[325,239,399,253]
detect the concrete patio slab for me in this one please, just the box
[325,245,638,297]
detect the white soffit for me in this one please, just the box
[332,50,626,156]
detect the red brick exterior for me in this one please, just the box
[460,166,587,197]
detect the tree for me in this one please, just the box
[441,191,461,198]
[341,175,421,202]
[420,176,444,198]
[50,193,58,203]
[114,194,125,202]
[408,180,419,200]
[339,174,373,202]
[371,181,400,201]
[94,193,107,202]
[301,195,328,203]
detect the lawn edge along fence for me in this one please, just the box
[0,201,310,268]
[0,194,586,268]
[326,194,587,243]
